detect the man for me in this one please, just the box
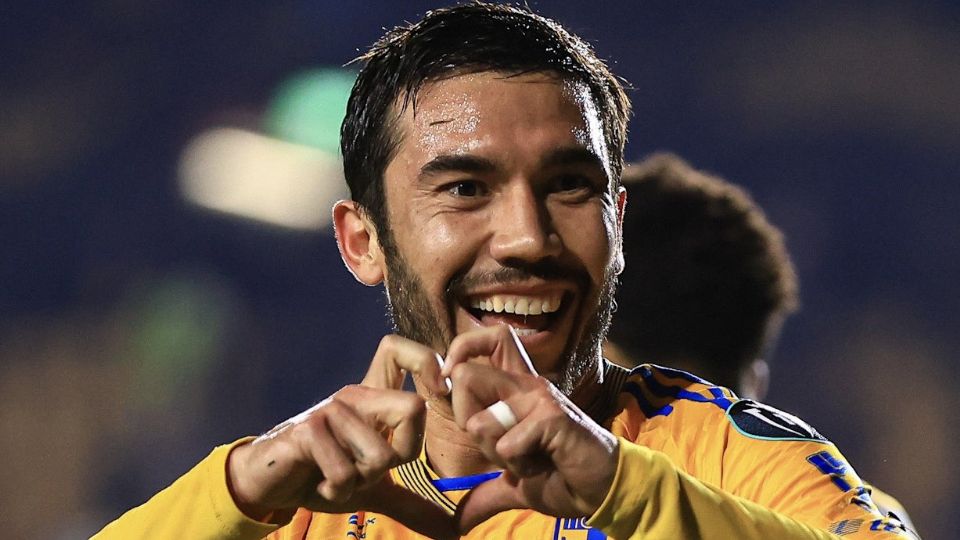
[96,4,916,539]
[605,152,916,531]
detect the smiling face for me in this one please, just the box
[372,71,624,393]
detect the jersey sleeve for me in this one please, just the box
[587,365,919,540]
[92,438,280,540]
[587,439,917,540]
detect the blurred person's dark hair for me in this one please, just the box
[606,153,798,398]
[340,2,630,241]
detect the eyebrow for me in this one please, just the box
[417,146,606,182]
[539,147,605,172]
[418,154,498,180]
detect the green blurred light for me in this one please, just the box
[266,68,356,155]
[130,274,234,409]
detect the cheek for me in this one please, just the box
[554,204,616,274]
[397,213,486,287]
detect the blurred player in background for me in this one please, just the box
[605,152,915,531]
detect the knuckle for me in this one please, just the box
[333,385,366,404]
[364,446,395,469]
[465,413,493,438]
[338,383,365,397]
[449,362,474,384]
[323,401,349,421]
[291,416,323,441]
[377,334,401,355]
[404,348,433,375]
[324,462,357,487]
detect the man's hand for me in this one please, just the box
[440,325,620,534]
[226,335,456,539]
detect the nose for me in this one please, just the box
[489,183,562,265]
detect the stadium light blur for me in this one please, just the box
[177,68,354,231]
[265,68,355,155]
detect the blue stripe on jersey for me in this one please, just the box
[430,471,502,492]
[807,451,853,492]
[638,366,733,411]
[709,387,735,405]
[624,381,675,418]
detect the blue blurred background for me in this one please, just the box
[1,2,957,538]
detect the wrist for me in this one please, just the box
[583,436,620,514]
[226,441,277,522]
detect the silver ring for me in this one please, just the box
[486,400,518,430]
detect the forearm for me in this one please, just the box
[93,439,279,540]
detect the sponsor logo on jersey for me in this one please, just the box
[726,399,827,442]
[552,517,607,539]
[346,513,376,538]
[829,518,864,535]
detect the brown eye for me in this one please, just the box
[447,181,485,197]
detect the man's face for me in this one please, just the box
[377,71,623,393]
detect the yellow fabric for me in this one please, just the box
[95,364,919,539]
[93,437,278,540]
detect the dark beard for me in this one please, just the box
[379,228,618,396]
[379,230,452,350]
[556,266,617,394]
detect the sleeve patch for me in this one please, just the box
[725,399,827,442]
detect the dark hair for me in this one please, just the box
[341,2,630,237]
[608,153,798,387]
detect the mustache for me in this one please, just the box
[446,261,589,297]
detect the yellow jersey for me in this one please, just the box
[95,363,919,539]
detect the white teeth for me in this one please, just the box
[469,292,564,315]
[514,328,537,337]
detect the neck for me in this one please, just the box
[423,405,495,477]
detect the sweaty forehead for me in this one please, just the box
[388,71,608,177]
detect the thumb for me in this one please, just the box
[455,473,527,534]
[364,482,459,540]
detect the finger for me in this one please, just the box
[463,399,515,469]
[442,325,538,378]
[449,363,524,430]
[494,410,554,479]
[297,415,359,503]
[364,481,459,540]
[362,334,449,396]
[325,400,400,485]
[464,395,549,476]
[455,472,528,534]
[336,385,427,462]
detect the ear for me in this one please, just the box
[612,185,627,275]
[332,200,385,286]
